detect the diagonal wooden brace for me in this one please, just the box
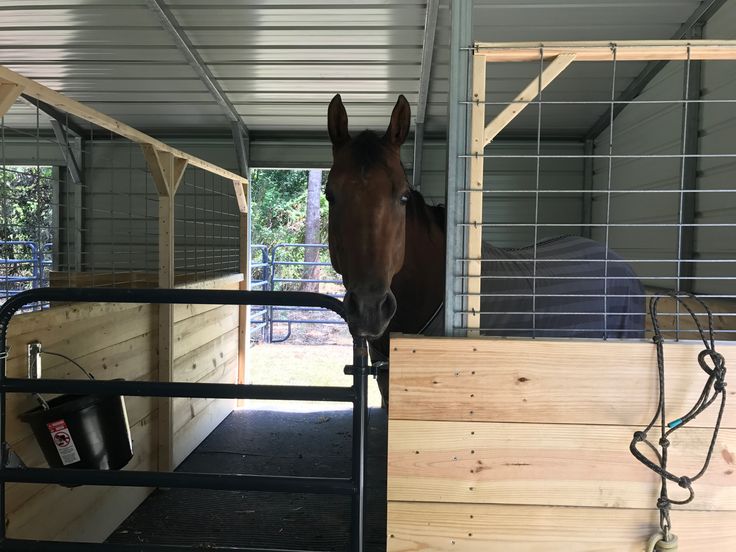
[484,53,576,146]
[0,81,22,118]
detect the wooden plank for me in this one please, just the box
[388,336,736,427]
[387,420,736,509]
[173,305,239,360]
[141,145,188,197]
[466,54,486,333]
[483,53,576,146]
[172,356,237,435]
[475,40,736,62]
[0,81,22,117]
[173,327,238,385]
[173,398,234,468]
[387,502,736,551]
[0,65,247,185]
[233,179,248,214]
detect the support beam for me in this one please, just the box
[147,0,249,140]
[21,93,87,138]
[141,145,188,473]
[0,64,247,185]
[484,53,576,146]
[476,40,736,62]
[50,120,82,186]
[0,82,22,118]
[444,0,472,337]
[467,54,487,334]
[231,122,251,392]
[413,0,440,190]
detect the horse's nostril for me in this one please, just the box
[381,292,397,320]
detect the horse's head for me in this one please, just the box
[326,94,412,338]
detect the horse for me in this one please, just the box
[325,94,645,404]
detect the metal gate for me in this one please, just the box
[0,287,370,552]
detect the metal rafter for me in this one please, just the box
[413,0,440,190]
[147,0,249,138]
[584,0,728,140]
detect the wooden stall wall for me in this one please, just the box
[387,336,736,551]
[172,274,242,466]
[4,301,158,542]
[2,273,243,541]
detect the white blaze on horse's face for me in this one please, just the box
[326,94,412,338]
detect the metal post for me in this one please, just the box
[350,337,368,552]
[676,27,703,294]
[412,121,424,190]
[582,139,594,239]
[444,0,473,336]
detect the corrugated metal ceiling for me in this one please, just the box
[0,0,708,137]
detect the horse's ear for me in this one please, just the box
[385,95,411,148]
[328,94,350,149]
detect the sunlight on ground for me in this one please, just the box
[241,343,384,412]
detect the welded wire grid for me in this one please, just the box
[1,101,245,307]
[175,167,240,283]
[455,43,736,340]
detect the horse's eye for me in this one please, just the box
[399,192,409,206]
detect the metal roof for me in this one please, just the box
[0,0,712,138]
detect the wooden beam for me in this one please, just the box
[238,205,250,394]
[232,179,248,214]
[0,81,22,117]
[475,39,736,62]
[388,336,736,427]
[484,53,576,146]
[0,65,247,185]
[141,145,187,473]
[466,54,486,333]
[388,420,736,509]
[141,145,188,197]
[387,502,736,551]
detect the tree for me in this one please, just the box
[303,169,322,291]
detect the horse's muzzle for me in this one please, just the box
[343,288,397,338]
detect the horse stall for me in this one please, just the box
[2,1,736,552]
[386,9,736,549]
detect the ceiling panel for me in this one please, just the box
[0,0,709,136]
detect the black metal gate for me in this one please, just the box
[0,288,369,552]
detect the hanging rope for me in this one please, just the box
[631,291,727,551]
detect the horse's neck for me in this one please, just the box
[371,201,445,357]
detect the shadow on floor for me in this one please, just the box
[107,408,388,551]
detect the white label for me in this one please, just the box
[47,419,81,466]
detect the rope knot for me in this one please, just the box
[656,497,670,510]
[652,334,664,345]
[633,431,647,442]
[678,476,692,490]
[659,437,670,448]
[715,380,727,392]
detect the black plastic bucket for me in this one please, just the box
[19,392,133,471]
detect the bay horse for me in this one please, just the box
[325,94,644,404]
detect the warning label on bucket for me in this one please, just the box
[46,420,81,466]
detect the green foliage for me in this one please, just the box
[0,166,53,278]
[250,169,335,289]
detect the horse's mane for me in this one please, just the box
[407,189,445,233]
[348,130,446,233]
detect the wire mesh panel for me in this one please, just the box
[451,41,736,340]
[175,167,241,284]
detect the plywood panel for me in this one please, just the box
[388,336,736,427]
[173,304,239,359]
[387,502,736,552]
[388,420,736,509]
